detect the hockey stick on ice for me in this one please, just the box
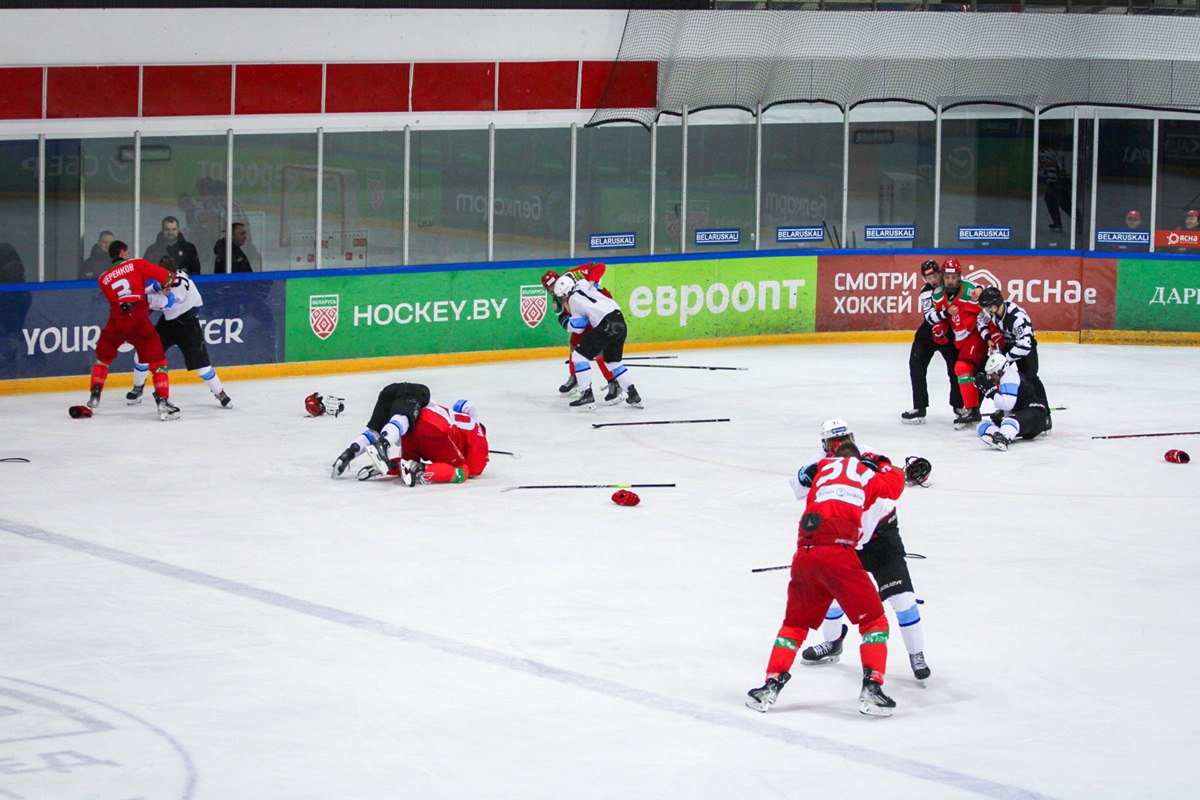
[1091,430,1200,440]
[622,355,678,360]
[1,457,30,463]
[626,364,747,371]
[751,553,926,573]
[592,418,730,429]
[501,483,676,492]
[489,449,521,459]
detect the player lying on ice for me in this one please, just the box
[330,381,489,486]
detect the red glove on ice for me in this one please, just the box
[612,489,641,506]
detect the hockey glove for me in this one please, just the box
[796,463,818,488]
[118,301,139,314]
[557,311,570,330]
[931,321,949,346]
[859,452,892,472]
[989,331,1005,351]
[990,409,1005,426]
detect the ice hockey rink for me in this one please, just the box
[0,340,1195,800]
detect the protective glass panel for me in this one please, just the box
[1093,118,1153,253]
[44,137,135,283]
[654,119,683,255]
[846,107,935,250]
[940,109,1034,251]
[1155,118,1200,254]
[0,140,38,283]
[575,123,651,258]
[322,131,406,269]
[140,134,229,276]
[493,128,571,263]
[410,129,488,266]
[1035,118,1081,251]
[686,112,755,253]
[761,108,843,250]
[225,132,318,271]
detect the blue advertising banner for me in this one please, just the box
[0,275,284,381]
[1096,230,1151,246]
[864,225,916,242]
[776,226,825,243]
[695,228,741,246]
[588,232,637,250]
[958,226,1011,242]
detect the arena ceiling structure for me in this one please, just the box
[589,10,1200,126]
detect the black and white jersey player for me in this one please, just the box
[976,352,1051,451]
[129,271,231,408]
[553,272,643,409]
[791,418,931,681]
[976,286,1048,408]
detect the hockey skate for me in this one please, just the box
[745,671,790,713]
[624,384,643,409]
[332,445,358,478]
[86,386,102,410]
[954,407,981,426]
[558,374,579,397]
[365,436,391,478]
[859,668,896,717]
[399,459,423,487]
[569,387,595,409]
[125,384,144,405]
[909,651,931,683]
[800,624,847,665]
[603,379,623,404]
[216,390,232,408]
[154,394,180,422]
[981,430,1010,451]
[900,407,926,424]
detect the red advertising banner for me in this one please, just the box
[1154,229,1200,249]
[815,255,1117,333]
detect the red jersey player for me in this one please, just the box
[747,441,906,717]
[542,262,616,398]
[82,240,180,421]
[927,258,984,425]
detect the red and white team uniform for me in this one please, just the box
[394,401,489,484]
[92,257,174,399]
[928,263,985,412]
[762,455,905,685]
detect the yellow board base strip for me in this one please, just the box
[0,329,1191,396]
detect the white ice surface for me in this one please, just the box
[1,342,1196,799]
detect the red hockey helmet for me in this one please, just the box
[541,269,560,292]
[940,258,962,275]
[305,392,326,416]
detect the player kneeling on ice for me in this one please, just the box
[747,439,905,718]
[552,272,643,410]
[330,381,489,486]
[976,352,1052,452]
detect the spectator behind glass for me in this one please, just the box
[143,215,200,274]
[1185,209,1199,230]
[213,222,260,274]
[81,230,115,280]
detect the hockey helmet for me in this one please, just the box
[820,418,855,455]
[305,392,345,417]
[541,269,560,292]
[904,455,933,487]
[940,258,962,275]
[919,259,940,277]
[552,272,578,297]
[983,351,1007,378]
[977,286,1004,309]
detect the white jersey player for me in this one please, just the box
[129,270,231,408]
[792,419,931,681]
[553,272,643,410]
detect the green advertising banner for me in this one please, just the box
[285,267,566,362]
[1115,258,1200,332]
[600,255,817,341]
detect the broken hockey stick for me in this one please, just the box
[1091,430,1200,440]
[592,418,730,429]
[751,552,926,573]
[489,449,521,459]
[626,364,747,371]
[501,483,676,492]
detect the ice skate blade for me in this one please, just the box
[901,417,925,425]
[745,697,771,713]
[357,466,380,481]
[800,655,839,666]
[858,702,895,718]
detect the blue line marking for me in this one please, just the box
[0,517,1061,800]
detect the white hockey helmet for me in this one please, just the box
[984,351,1007,378]
[552,272,577,297]
[820,418,855,454]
